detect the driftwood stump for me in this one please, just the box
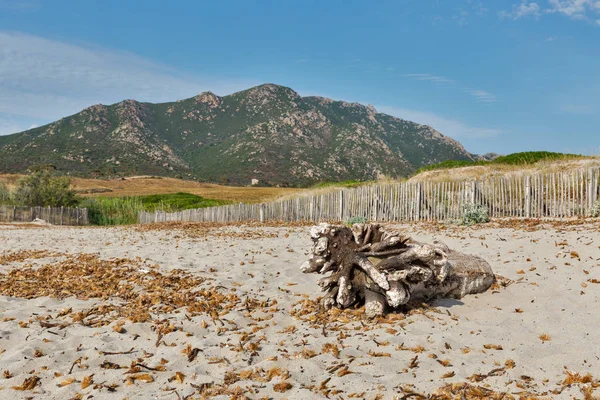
[301,223,495,318]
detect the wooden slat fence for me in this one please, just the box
[138,167,600,224]
[0,206,89,225]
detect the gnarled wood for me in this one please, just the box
[301,223,495,317]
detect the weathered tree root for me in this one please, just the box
[301,223,495,318]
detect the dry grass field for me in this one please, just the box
[0,174,305,203]
[408,157,600,183]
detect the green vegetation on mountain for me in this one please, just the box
[0,84,476,185]
[414,151,586,174]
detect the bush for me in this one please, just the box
[0,183,11,205]
[12,171,78,207]
[591,202,600,218]
[461,203,490,226]
[345,216,368,225]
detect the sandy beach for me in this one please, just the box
[1,220,599,399]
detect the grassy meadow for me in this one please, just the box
[80,192,233,225]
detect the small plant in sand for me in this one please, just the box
[591,201,600,218]
[461,203,490,226]
[345,216,368,225]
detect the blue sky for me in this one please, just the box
[0,0,599,155]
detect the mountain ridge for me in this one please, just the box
[0,83,476,186]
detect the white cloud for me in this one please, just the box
[377,106,502,139]
[0,31,256,132]
[502,0,600,22]
[406,74,497,103]
[405,73,455,85]
[547,0,600,18]
[465,89,497,103]
[499,1,541,19]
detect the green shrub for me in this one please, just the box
[12,171,78,207]
[345,216,368,225]
[591,202,600,218]
[493,151,581,165]
[0,183,11,205]
[461,203,490,226]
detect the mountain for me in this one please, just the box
[0,84,475,186]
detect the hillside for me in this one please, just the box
[409,152,600,183]
[0,84,475,186]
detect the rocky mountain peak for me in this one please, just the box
[193,91,222,108]
[0,83,475,184]
[244,83,301,102]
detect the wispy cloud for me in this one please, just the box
[501,0,600,23]
[465,89,497,103]
[0,31,256,134]
[499,1,541,19]
[450,1,489,26]
[453,9,470,26]
[405,74,497,103]
[0,0,40,11]
[468,0,490,16]
[560,104,595,114]
[405,73,455,85]
[377,106,502,139]
[547,0,600,19]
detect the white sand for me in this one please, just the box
[0,221,599,399]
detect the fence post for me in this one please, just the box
[372,188,379,222]
[259,204,265,223]
[13,206,16,222]
[525,176,531,218]
[587,169,595,214]
[339,190,344,222]
[415,183,422,221]
[593,168,599,209]
[465,181,475,204]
